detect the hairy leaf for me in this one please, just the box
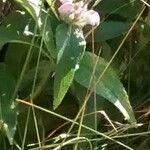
[54,23,86,109]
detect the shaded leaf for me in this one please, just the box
[15,0,56,58]
[15,0,41,20]
[0,65,18,144]
[0,11,33,45]
[97,0,142,20]
[40,13,56,58]
[95,21,129,41]
[5,44,30,79]
[71,81,104,130]
[71,82,103,149]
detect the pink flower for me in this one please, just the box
[82,10,100,26]
[59,0,73,4]
[58,2,74,21]
[58,0,100,27]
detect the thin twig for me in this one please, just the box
[140,0,150,7]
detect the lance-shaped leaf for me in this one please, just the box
[54,23,86,109]
[74,52,136,124]
[0,65,18,144]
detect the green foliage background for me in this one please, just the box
[0,0,150,149]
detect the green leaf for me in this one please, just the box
[4,44,32,79]
[74,52,136,124]
[40,13,56,58]
[97,0,142,20]
[15,0,41,20]
[97,0,127,13]
[143,23,150,39]
[0,65,18,145]
[53,24,86,109]
[95,21,129,41]
[71,82,103,149]
[71,81,103,130]
[15,0,56,58]
[0,12,33,45]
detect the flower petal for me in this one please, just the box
[59,0,73,4]
[82,10,100,26]
[58,0,100,27]
[58,2,74,20]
